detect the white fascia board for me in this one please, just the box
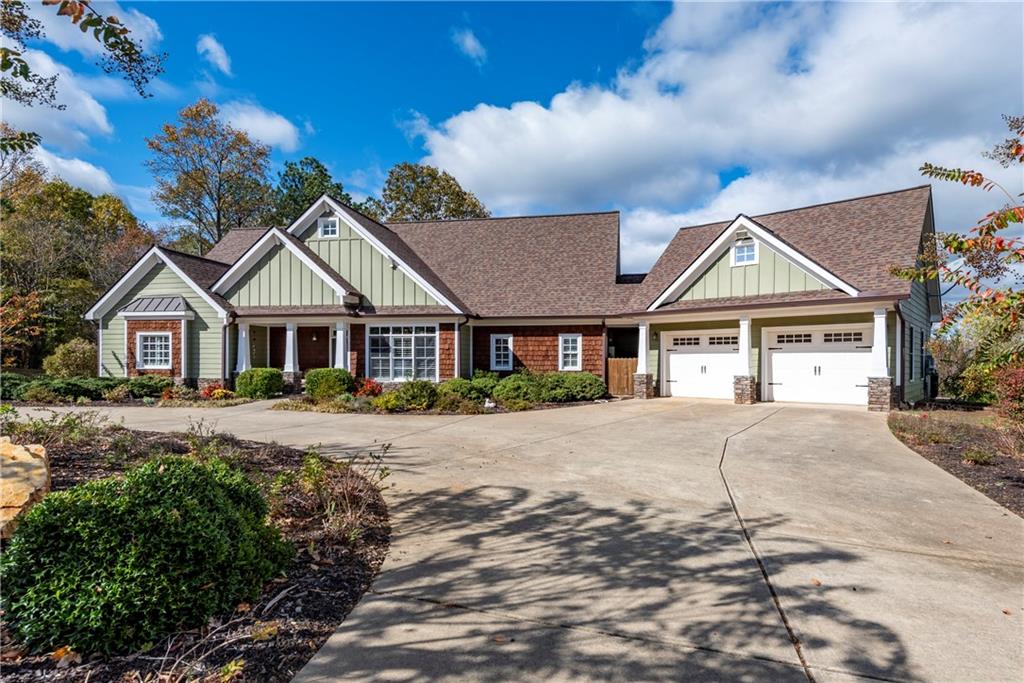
[289,194,464,314]
[211,228,349,298]
[85,247,229,322]
[647,215,860,311]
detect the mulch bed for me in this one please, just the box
[889,408,1024,517]
[1,426,390,682]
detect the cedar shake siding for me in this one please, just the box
[126,320,182,379]
[473,326,604,377]
[349,323,365,378]
[439,323,456,381]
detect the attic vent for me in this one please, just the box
[735,229,749,240]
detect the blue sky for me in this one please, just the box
[11,1,1023,273]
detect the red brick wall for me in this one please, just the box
[349,323,365,378]
[126,320,181,378]
[439,323,456,380]
[472,325,604,377]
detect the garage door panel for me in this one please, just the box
[764,327,872,406]
[662,330,740,400]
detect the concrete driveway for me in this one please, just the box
[39,400,1023,682]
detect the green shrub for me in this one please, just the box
[127,375,174,398]
[470,370,500,397]
[102,383,133,402]
[492,373,543,403]
[304,368,356,401]
[499,398,536,412]
[235,367,284,399]
[21,382,63,403]
[435,392,484,414]
[394,380,438,410]
[0,456,292,654]
[0,372,30,400]
[438,377,487,402]
[372,391,403,412]
[959,364,996,403]
[963,447,995,465]
[42,338,98,378]
[540,372,607,402]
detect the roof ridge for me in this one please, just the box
[388,209,620,225]
[157,245,230,266]
[673,185,932,233]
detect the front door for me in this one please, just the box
[298,326,330,370]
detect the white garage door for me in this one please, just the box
[663,331,741,399]
[764,326,874,405]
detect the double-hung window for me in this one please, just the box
[137,332,172,369]
[368,325,437,381]
[490,334,513,371]
[318,216,339,238]
[558,333,582,371]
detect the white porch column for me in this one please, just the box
[235,322,251,373]
[737,316,752,375]
[870,308,889,377]
[636,322,650,374]
[284,322,298,373]
[333,321,349,370]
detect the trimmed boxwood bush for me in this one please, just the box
[235,367,284,399]
[492,373,543,403]
[0,456,292,654]
[470,370,499,397]
[17,376,131,402]
[394,380,438,410]
[127,375,174,398]
[541,372,607,402]
[42,338,98,378]
[437,377,487,402]
[304,367,356,400]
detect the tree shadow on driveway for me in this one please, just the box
[300,484,914,682]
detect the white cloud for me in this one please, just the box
[196,34,232,76]
[451,28,487,66]
[219,101,301,152]
[28,1,162,56]
[34,147,115,195]
[2,50,112,151]
[418,2,1022,239]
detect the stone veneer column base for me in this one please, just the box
[733,376,757,404]
[282,371,303,394]
[633,373,654,399]
[867,377,894,412]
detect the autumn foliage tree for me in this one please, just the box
[895,115,1024,363]
[146,99,272,251]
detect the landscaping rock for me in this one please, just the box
[0,436,50,539]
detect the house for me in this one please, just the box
[84,186,939,411]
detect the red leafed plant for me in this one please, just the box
[994,365,1024,423]
[200,382,224,400]
[354,377,383,397]
[892,114,1024,351]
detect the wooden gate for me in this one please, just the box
[607,357,638,396]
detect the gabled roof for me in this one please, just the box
[389,211,625,317]
[636,185,933,310]
[204,227,273,264]
[275,230,359,296]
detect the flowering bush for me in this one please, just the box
[199,382,224,399]
[355,377,383,397]
[209,388,235,401]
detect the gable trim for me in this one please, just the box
[286,195,464,313]
[210,228,351,299]
[84,247,230,321]
[647,215,860,311]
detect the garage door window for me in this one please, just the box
[708,335,739,346]
[823,331,864,343]
[672,336,699,347]
[776,333,812,344]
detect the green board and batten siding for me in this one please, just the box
[901,280,931,404]
[676,245,828,302]
[225,244,338,307]
[298,219,439,308]
[99,263,223,379]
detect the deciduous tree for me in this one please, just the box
[146,99,272,251]
[357,162,489,222]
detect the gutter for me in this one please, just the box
[619,293,904,318]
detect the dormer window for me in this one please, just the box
[732,239,757,266]
[317,216,339,238]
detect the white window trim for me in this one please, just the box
[317,216,340,238]
[731,239,758,267]
[490,333,513,371]
[558,333,583,371]
[364,322,440,382]
[135,331,173,370]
